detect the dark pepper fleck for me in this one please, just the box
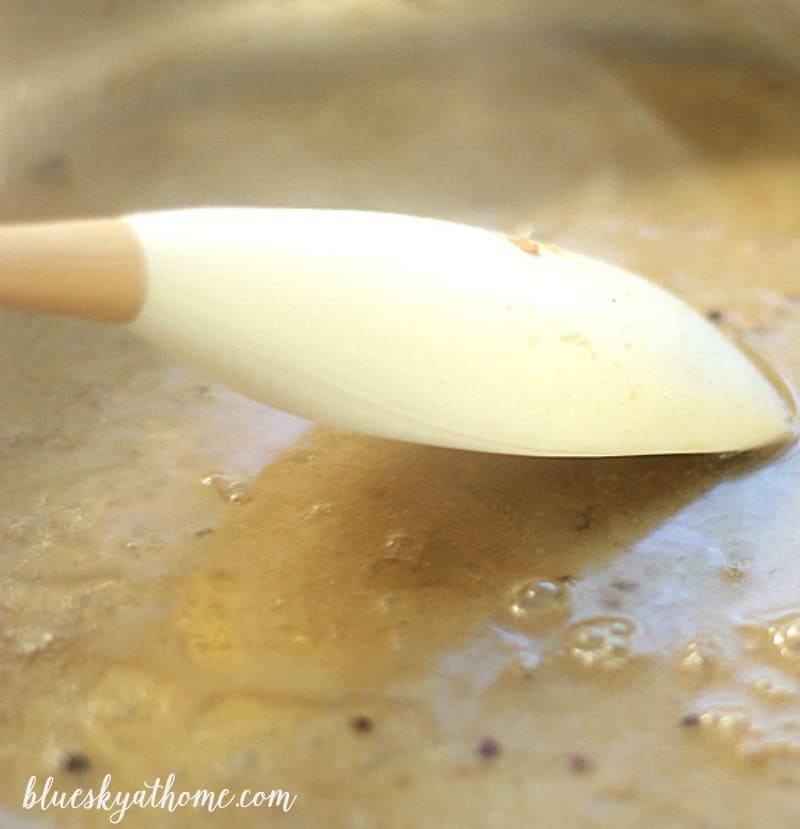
[64,753,91,774]
[477,736,502,759]
[610,579,638,592]
[567,752,593,773]
[350,715,374,734]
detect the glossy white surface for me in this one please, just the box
[128,208,793,456]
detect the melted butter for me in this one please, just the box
[3,8,800,827]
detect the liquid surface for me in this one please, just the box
[2,3,800,827]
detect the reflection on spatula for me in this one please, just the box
[0,208,793,456]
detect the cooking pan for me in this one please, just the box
[2,2,800,826]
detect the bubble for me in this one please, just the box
[384,531,413,551]
[768,619,800,665]
[369,532,429,583]
[697,708,752,746]
[381,531,417,562]
[201,473,252,504]
[679,636,727,679]
[740,612,800,673]
[508,580,570,623]
[121,534,164,554]
[750,674,799,706]
[562,616,637,671]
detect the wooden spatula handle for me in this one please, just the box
[0,218,145,322]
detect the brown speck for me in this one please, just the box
[706,309,724,323]
[722,565,745,582]
[602,595,624,611]
[350,715,374,734]
[477,736,501,759]
[508,235,542,257]
[64,753,91,774]
[680,713,700,728]
[195,527,215,537]
[610,580,638,592]
[567,752,593,773]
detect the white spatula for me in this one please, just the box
[0,208,793,456]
